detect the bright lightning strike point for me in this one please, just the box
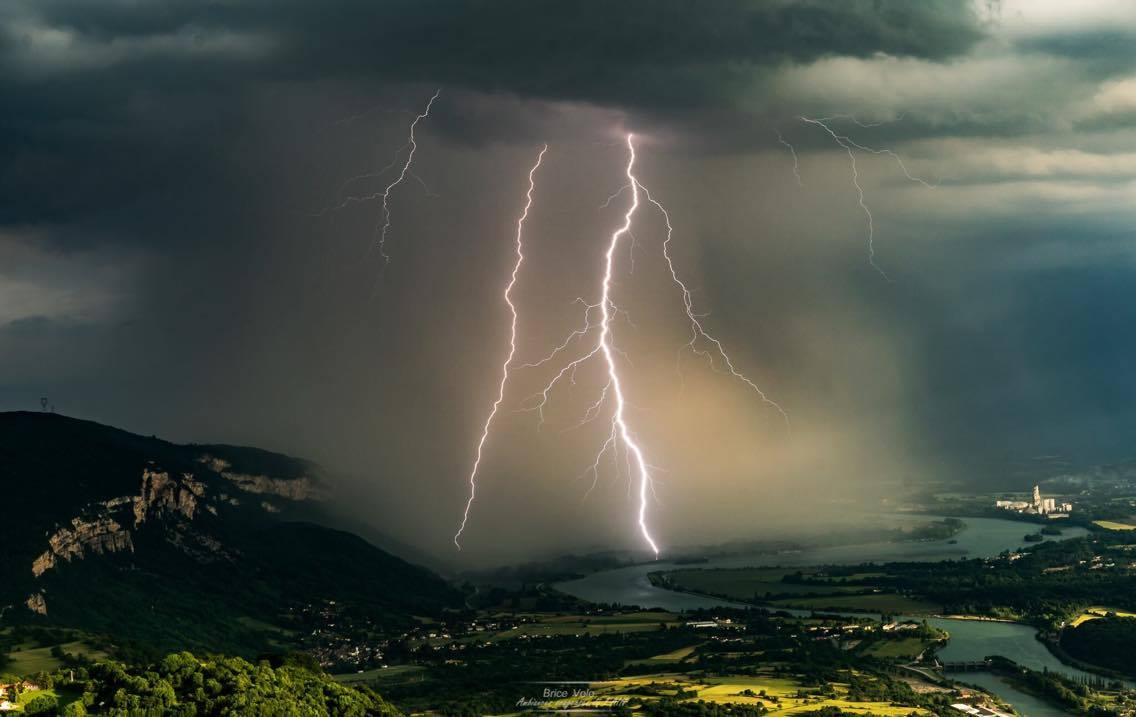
[520,135,663,556]
[454,144,549,550]
[601,133,659,557]
[514,133,788,557]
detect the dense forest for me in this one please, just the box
[2,652,401,716]
[1061,618,1136,678]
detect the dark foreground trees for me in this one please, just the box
[1061,617,1136,678]
[38,652,402,716]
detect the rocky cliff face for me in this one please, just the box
[134,468,205,526]
[0,412,461,653]
[198,454,327,502]
[26,592,47,615]
[25,456,322,614]
[32,517,134,578]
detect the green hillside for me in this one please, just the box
[4,651,402,716]
[0,412,461,657]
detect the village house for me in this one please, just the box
[0,680,42,711]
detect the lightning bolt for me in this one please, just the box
[598,133,659,556]
[501,133,787,557]
[813,112,906,128]
[639,183,790,429]
[576,176,790,427]
[775,130,804,187]
[373,89,441,264]
[453,144,549,550]
[508,135,660,555]
[799,115,935,280]
[313,89,441,265]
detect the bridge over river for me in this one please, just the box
[941,660,995,671]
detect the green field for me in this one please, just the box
[648,644,698,662]
[1070,606,1136,627]
[545,672,932,715]
[771,594,940,614]
[862,638,930,659]
[666,568,861,600]
[767,699,929,716]
[3,688,84,713]
[476,611,678,643]
[6,641,108,676]
[625,644,700,666]
[402,612,679,649]
[333,664,427,684]
[541,610,677,625]
[813,573,886,582]
[488,621,664,642]
[234,616,299,636]
[1094,520,1136,531]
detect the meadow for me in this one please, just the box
[665,568,858,600]
[3,636,108,677]
[1093,520,1136,531]
[770,594,941,614]
[1069,606,1136,627]
[544,671,934,715]
[661,567,941,614]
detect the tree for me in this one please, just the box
[61,702,88,717]
[22,692,59,715]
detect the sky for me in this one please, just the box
[3,0,1136,563]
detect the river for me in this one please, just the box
[554,516,1110,716]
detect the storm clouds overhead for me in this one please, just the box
[3,1,1136,562]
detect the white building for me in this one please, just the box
[995,485,1071,516]
[952,703,1014,717]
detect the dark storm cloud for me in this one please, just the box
[20,0,986,86]
[8,0,1136,562]
[0,0,986,229]
[280,0,984,104]
[874,222,1136,476]
[1016,29,1136,76]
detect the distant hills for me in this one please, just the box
[0,411,462,655]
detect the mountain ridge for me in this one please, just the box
[0,411,462,656]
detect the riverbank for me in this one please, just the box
[955,672,1076,717]
[561,575,1091,715]
[939,615,1018,623]
[648,568,1020,625]
[1039,632,1134,686]
[553,514,1103,717]
[623,579,1114,715]
[639,576,1088,673]
[631,570,1112,688]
